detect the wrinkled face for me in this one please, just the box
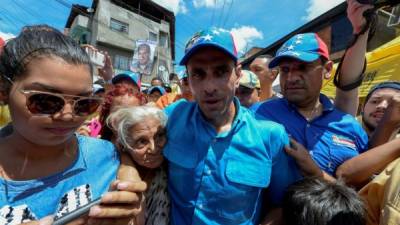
[138,47,150,65]
[235,85,259,108]
[362,88,400,130]
[7,57,92,146]
[127,117,166,169]
[278,58,330,107]
[148,90,162,103]
[186,47,241,120]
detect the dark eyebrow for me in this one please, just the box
[215,65,230,70]
[29,82,93,96]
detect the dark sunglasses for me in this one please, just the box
[20,90,102,116]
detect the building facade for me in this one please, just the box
[65,0,175,85]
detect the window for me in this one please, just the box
[159,32,168,48]
[149,32,158,42]
[110,18,129,33]
[114,55,130,70]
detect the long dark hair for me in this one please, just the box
[0,24,92,93]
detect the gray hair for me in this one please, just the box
[107,105,167,150]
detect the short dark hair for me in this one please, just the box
[282,178,366,225]
[255,54,273,60]
[138,43,150,53]
[253,54,273,65]
[0,25,92,92]
[364,80,400,106]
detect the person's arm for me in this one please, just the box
[86,153,147,225]
[81,44,114,82]
[336,138,400,188]
[334,0,373,115]
[285,138,336,183]
[259,126,303,224]
[368,94,400,148]
[259,208,282,225]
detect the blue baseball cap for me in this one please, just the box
[179,28,238,65]
[148,86,166,95]
[112,71,140,88]
[268,33,330,68]
[364,81,400,104]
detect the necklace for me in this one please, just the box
[302,102,322,122]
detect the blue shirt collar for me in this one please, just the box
[194,97,244,137]
[284,93,334,113]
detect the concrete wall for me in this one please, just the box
[90,0,174,82]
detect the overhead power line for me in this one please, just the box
[222,0,233,28]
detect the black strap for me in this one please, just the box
[333,8,377,91]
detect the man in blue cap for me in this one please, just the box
[163,28,303,225]
[361,81,400,140]
[256,0,372,180]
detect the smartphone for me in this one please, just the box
[52,198,101,225]
[85,48,105,68]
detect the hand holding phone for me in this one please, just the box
[82,45,105,68]
[53,198,102,225]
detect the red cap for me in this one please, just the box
[0,37,5,49]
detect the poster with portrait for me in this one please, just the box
[130,40,157,76]
[157,59,170,84]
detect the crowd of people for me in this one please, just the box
[0,0,399,225]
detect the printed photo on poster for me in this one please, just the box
[157,59,170,84]
[130,40,156,75]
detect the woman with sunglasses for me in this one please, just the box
[0,25,145,225]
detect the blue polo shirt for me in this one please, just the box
[255,94,368,176]
[0,135,119,223]
[163,98,301,225]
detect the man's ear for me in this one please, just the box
[270,68,279,81]
[235,64,242,88]
[323,60,333,80]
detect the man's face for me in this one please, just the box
[151,79,163,87]
[362,88,400,131]
[250,58,277,83]
[186,47,240,120]
[148,90,162,103]
[138,47,150,65]
[179,77,191,95]
[235,85,259,108]
[278,58,331,107]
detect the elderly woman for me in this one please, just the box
[108,105,169,225]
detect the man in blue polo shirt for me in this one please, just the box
[163,28,302,225]
[255,32,368,176]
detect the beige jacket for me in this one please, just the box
[359,158,400,225]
